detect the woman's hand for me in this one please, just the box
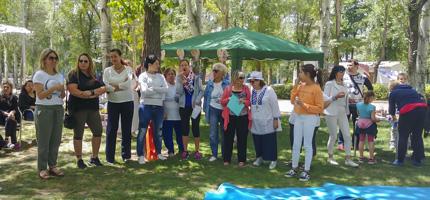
[335,91,345,99]
[273,119,279,129]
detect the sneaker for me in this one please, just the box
[89,157,103,166]
[412,160,422,167]
[345,159,359,167]
[284,169,297,178]
[253,157,263,166]
[368,158,376,165]
[392,159,404,166]
[327,158,339,166]
[158,154,167,160]
[299,171,311,181]
[269,161,277,169]
[168,152,175,157]
[6,143,15,149]
[77,159,87,169]
[181,151,189,160]
[358,157,366,163]
[138,156,146,164]
[337,144,344,151]
[194,151,202,160]
[13,143,21,150]
[209,156,217,162]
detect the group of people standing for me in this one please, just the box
[4,48,426,181]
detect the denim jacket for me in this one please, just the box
[203,78,230,123]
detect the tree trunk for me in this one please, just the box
[416,1,430,94]
[216,0,229,29]
[185,0,203,36]
[100,0,112,69]
[333,0,341,65]
[372,1,389,84]
[319,0,331,82]
[142,1,161,60]
[20,0,29,85]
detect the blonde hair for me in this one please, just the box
[397,72,408,80]
[212,63,227,76]
[39,48,59,73]
[230,70,245,82]
[388,80,400,91]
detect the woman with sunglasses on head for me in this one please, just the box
[103,49,134,164]
[32,48,65,179]
[176,59,204,160]
[324,65,359,168]
[67,53,106,169]
[18,80,36,121]
[220,70,251,167]
[0,80,20,150]
[203,63,230,162]
[136,54,168,164]
[249,71,281,170]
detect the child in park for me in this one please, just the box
[389,73,408,150]
[356,91,379,164]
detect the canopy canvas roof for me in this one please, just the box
[0,24,31,34]
[161,27,324,70]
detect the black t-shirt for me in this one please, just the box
[67,70,104,111]
[18,91,36,111]
[0,94,20,121]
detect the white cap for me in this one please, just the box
[248,71,264,80]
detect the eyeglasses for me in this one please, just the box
[238,77,245,80]
[79,60,89,63]
[48,56,58,61]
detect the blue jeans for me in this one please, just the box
[162,120,184,154]
[136,104,164,156]
[209,106,224,158]
[105,101,133,163]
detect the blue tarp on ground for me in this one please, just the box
[204,183,430,200]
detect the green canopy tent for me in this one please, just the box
[161,27,324,71]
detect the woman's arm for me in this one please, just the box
[33,83,63,100]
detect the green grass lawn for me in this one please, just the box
[1,116,430,199]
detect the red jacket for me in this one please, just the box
[221,85,252,131]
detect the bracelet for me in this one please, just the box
[273,117,279,120]
[91,90,95,96]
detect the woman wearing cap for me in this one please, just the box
[203,63,229,162]
[324,65,359,167]
[136,54,168,164]
[103,49,134,164]
[249,71,281,169]
[33,48,65,179]
[176,59,204,160]
[221,70,251,166]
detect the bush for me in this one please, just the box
[272,83,293,100]
[425,84,430,99]
[373,83,389,100]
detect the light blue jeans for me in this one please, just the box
[209,106,224,158]
[136,104,164,156]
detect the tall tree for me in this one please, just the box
[416,1,430,93]
[185,0,203,36]
[333,0,342,65]
[20,0,30,85]
[407,0,428,93]
[372,0,389,83]
[215,0,230,29]
[320,0,331,79]
[143,0,161,60]
[100,0,112,69]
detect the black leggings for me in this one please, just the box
[179,107,200,137]
[0,114,18,144]
[223,115,248,163]
[398,107,426,162]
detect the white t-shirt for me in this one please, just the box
[164,83,180,121]
[210,82,223,110]
[103,66,134,103]
[32,70,64,105]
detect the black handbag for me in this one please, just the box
[63,93,75,129]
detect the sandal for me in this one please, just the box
[49,167,64,177]
[238,162,246,167]
[38,170,50,180]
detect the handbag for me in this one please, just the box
[63,90,75,129]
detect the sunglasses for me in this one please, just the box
[238,77,245,80]
[48,56,58,61]
[213,69,219,73]
[79,60,89,63]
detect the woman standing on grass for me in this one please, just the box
[176,59,204,160]
[249,71,281,170]
[103,49,134,164]
[67,53,106,169]
[324,65,359,167]
[203,63,230,162]
[136,54,168,164]
[285,64,324,181]
[221,70,251,167]
[33,48,65,179]
[162,68,184,157]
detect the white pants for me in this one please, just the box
[326,112,352,156]
[292,114,319,171]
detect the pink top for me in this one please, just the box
[221,85,252,131]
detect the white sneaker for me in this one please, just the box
[209,156,217,162]
[158,154,167,160]
[269,161,277,169]
[327,158,339,166]
[253,157,263,166]
[345,159,359,167]
[138,156,146,164]
[6,143,15,149]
